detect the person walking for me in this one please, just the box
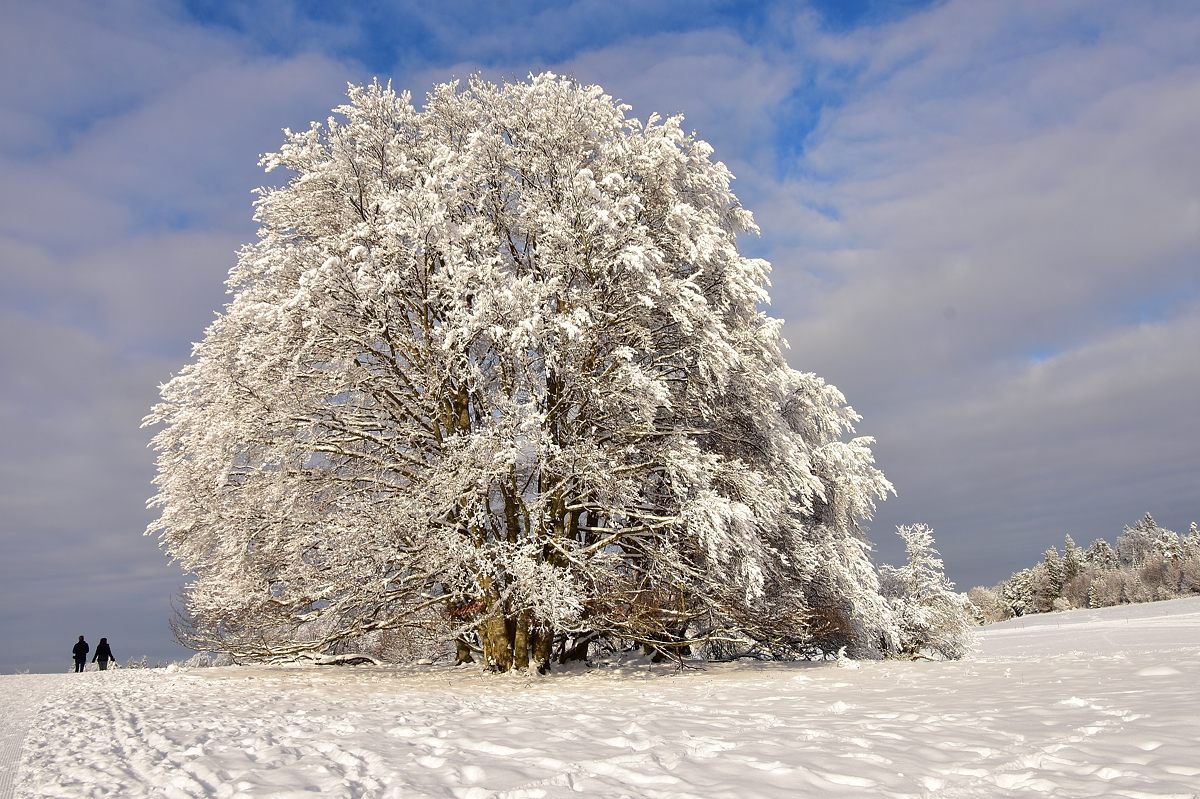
[92,638,116,671]
[72,635,89,673]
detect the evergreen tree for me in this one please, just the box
[1062,534,1083,583]
[1157,529,1183,562]
[1000,569,1034,617]
[1042,547,1065,597]
[1087,539,1118,571]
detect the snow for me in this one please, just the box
[6,597,1200,798]
[976,595,1200,658]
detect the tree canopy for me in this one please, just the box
[146,74,903,670]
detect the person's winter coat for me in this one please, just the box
[72,639,89,660]
[93,639,114,663]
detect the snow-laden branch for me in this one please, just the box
[147,74,908,673]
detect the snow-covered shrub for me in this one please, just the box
[966,586,1008,624]
[181,652,237,668]
[1123,573,1152,604]
[1088,571,1124,608]
[1182,552,1200,593]
[146,74,897,672]
[1061,573,1091,610]
[879,524,975,660]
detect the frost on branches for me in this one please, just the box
[146,74,905,672]
[879,524,976,660]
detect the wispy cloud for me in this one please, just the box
[771,1,1200,569]
[0,1,356,671]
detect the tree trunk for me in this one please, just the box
[512,610,531,671]
[477,611,553,672]
[533,627,554,672]
[478,614,513,671]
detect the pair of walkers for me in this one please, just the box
[72,635,116,672]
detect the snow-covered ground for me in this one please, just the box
[5,598,1200,798]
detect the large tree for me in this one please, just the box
[146,74,897,671]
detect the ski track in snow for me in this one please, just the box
[5,597,1200,798]
[0,677,55,799]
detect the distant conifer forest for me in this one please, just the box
[969,514,1200,623]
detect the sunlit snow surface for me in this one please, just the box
[7,597,1200,798]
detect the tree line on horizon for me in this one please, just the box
[968,514,1200,623]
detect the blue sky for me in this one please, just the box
[2,0,1198,673]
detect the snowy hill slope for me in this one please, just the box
[978,594,1200,658]
[5,597,1200,798]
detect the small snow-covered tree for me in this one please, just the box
[1062,534,1083,582]
[1000,568,1035,617]
[879,524,974,660]
[146,74,896,671]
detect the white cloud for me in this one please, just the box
[767,1,1200,579]
[0,1,362,673]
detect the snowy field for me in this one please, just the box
[4,598,1200,798]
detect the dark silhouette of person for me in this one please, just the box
[72,635,89,673]
[93,637,115,671]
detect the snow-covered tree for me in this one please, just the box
[1000,569,1035,617]
[980,516,1200,620]
[1041,547,1065,596]
[878,524,975,659]
[1086,538,1118,571]
[966,585,1008,623]
[1087,573,1118,607]
[1062,534,1083,583]
[145,74,897,671]
[1156,529,1183,562]
[1026,562,1055,613]
[1117,513,1161,566]
[1182,525,1200,592]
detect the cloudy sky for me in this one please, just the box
[1,0,1197,673]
